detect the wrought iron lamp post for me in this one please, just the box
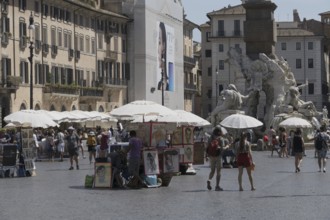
[161,70,164,106]
[28,12,34,110]
[215,68,219,106]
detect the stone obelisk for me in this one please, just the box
[242,0,277,60]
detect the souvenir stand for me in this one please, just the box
[171,126,198,174]
[20,128,37,176]
[133,122,183,186]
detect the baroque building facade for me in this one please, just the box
[0,0,130,127]
[0,0,203,126]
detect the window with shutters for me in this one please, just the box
[57,28,62,47]
[19,0,26,12]
[20,61,29,84]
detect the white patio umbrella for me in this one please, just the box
[220,113,263,129]
[109,100,176,120]
[3,122,17,129]
[131,109,210,127]
[279,117,312,129]
[80,111,118,128]
[37,110,71,124]
[86,111,117,122]
[62,110,90,122]
[4,110,59,128]
[172,110,211,127]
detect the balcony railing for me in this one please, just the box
[51,45,58,55]
[217,30,225,37]
[106,78,127,86]
[42,43,49,54]
[105,50,117,60]
[80,87,103,97]
[43,84,80,95]
[184,56,195,65]
[0,76,21,93]
[233,30,241,36]
[184,83,197,91]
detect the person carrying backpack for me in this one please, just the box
[314,126,330,172]
[205,127,224,191]
[87,131,97,164]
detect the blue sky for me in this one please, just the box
[182,0,329,41]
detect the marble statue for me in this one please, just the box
[211,47,322,129]
[210,84,256,126]
[323,106,328,119]
[284,85,318,114]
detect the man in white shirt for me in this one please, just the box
[33,129,39,161]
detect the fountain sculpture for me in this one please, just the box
[210,48,327,130]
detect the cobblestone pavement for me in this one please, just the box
[0,150,329,220]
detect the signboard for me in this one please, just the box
[1,144,17,166]
[193,142,205,165]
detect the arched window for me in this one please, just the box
[98,105,104,112]
[35,104,41,110]
[20,103,27,110]
[50,105,56,111]
[62,105,67,111]
[71,105,76,111]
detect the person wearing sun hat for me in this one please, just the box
[66,126,80,170]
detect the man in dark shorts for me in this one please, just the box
[66,126,80,170]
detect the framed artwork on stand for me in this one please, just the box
[183,127,194,145]
[22,148,36,160]
[171,127,183,145]
[193,142,206,165]
[151,123,167,148]
[173,146,184,163]
[21,128,33,149]
[94,163,112,188]
[183,145,194,163]
[163,149,179,173]
[136,123,151,147]
[143,150,160,175]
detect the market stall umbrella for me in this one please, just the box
[4,110,59,128]
[3,123,16,129]
[37,110,71,124]
[220,113,263,129]
[172,110,211,127]
[109,100,176,120]
[61,110,91,123]
[80,111,118,128]
[84,111,118,122]
[279,117,312,129]
[130,109,210,127]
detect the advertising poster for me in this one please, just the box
[157,21,175,92]
[143,150,160,175]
